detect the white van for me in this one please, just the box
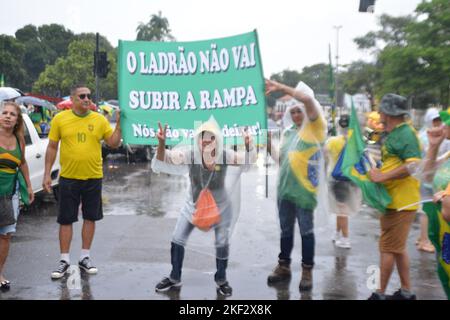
[22,113,60,196]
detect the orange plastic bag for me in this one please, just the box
[192,188,221,231]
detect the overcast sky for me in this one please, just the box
[0,0,423,76]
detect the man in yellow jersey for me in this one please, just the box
[42,84,122,279]
[368,94,421,300]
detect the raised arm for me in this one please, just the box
[228,128,257,165]
[265,79,319,121]
[104,110,122,149]
[156,122,167,161]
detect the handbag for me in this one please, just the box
[0,194,15,227]
[192,170,221,231]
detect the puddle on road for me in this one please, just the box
[102,158,188,218]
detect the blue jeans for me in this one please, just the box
[277,199,315,267]
[169,209,231,284]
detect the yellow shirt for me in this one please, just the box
[298,117,327,144]
[49,110,113,180]
[326,135,346,168]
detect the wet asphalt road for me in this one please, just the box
[0,155,446,300]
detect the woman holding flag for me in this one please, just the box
[325,114,362,249]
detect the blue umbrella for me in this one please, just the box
[15,96,56,111]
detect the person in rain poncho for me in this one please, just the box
[325,114,362,249]
[368,94,421,300]
[151,117,256,297]
[417,108,450,253]
[265,79,327,292]
[421,109,450,299]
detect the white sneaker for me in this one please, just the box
[331,231,340,243]
[335,237,351,249]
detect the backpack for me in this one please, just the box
[192,170,221,231]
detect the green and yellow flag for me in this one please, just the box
[341,99,391,213]
[0,74,4,87]
[328,44,336,136]
[423,202,450,299]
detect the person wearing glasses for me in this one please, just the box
[43,84,122,279]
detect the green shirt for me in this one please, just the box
[380,123,421,210]
[0,141,21,196]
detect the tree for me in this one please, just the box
[341,61,379,107]
[33,39,117,99]
[354,14,415,51]
[37,24,75,63]
[353,1,450,108]
[14,24,75,90]
[408,0,450,107]
[270,64,331,96]
[299,63,331,95]
[269,69,302,99]
[136,11,175,41]
[75,33,114,51]
[0,35,27,88]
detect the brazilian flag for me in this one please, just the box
[341,100,391,213]
[423,202,450,299]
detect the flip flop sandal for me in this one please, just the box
[0,280,10,291]
[418,243,435,253]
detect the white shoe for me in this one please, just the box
[335,237,351,249]
[331,231,340,243]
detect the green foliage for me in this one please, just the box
[75,33,114,51]
[270,64,333,100]
[354,14,415,51]
[14,24,75,90]
[300,63,331,94]
[33,40,117,100]
[353,0,450,108]
[136,11,175,41]
[0,35,27,88]
[341,60,378,106]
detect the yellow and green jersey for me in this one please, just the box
[380,123,421,210]
[48,110,113,180]
[0,141,21,196]
[278,117,326,210]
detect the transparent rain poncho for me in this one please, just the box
[325,121,362,217]
[419,108,450,158]
[269,82,330,227]
[151,116,256,259]
[417,108,450,198]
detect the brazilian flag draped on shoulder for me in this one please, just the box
[423,201,450,299]
[341,100,391,213]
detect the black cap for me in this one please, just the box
[338,114,350,128]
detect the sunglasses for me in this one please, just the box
[78,94,92,100]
